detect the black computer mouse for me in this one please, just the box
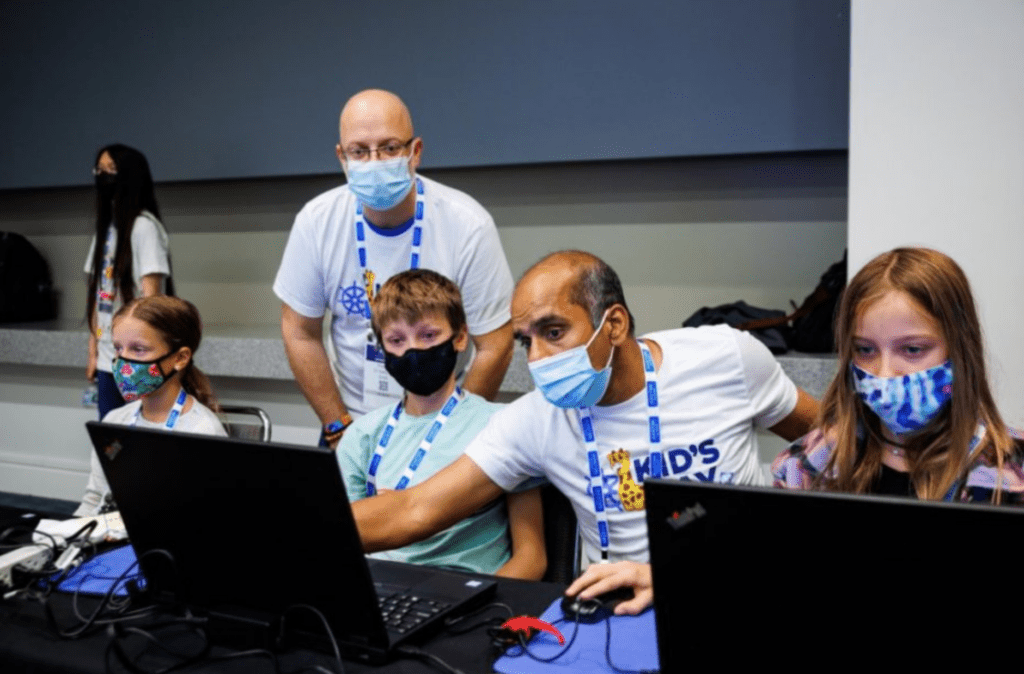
[560,586,635,623]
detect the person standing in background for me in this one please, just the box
[84,144,172,419]
[274,89,514,447]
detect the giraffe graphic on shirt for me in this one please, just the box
[608,449,644,511]
[363,269,377,304]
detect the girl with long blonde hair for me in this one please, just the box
[772,247,1023,503]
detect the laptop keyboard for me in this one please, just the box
[376,590,451,634]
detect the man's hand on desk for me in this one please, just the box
[565,561,653,616]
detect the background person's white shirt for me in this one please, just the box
[83,211,171,372]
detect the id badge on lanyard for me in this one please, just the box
[363,342,403,410]
[579,340,661,561]
[355,178,425,409]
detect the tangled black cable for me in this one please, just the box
[42,547,153,639]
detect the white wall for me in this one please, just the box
[849,0,1024,425]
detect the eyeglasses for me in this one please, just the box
[341,138,415,162]
[92,167,117,177]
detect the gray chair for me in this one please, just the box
[219,405,272,442]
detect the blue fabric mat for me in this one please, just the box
[494,597,658,674]
[54,544,145,597]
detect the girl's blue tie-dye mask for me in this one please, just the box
[852,360,953,436]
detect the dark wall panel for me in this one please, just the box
[0,0,849,189]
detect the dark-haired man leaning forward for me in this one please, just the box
[353,250,818,613]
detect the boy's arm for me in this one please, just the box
[494,486,547,580]
[353,454,505,551]
[336,425,368,502]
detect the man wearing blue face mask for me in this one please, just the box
[274,90,514,446]
[351,250,819,615]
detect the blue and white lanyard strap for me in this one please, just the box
[366,387,463,497]
[578,340,661,560]
[131,388,188,429]
[354,177,425,318]
[943,422,987,502]
[95,226,117,336]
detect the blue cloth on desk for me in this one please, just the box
[494,596,658,674]
[54,544,145,597]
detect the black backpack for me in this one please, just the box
[0,232,58,323]
[734,251,847,353]
[682,301,792,354]
[789,252,847,352]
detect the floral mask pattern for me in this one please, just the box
[112,353,172,402]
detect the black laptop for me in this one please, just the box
[644,478,1022,667]
[85,421,496,664]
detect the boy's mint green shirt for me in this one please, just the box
[337,392,511,574]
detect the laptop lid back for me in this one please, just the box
[85,421,391,655]
[644,478,1022,667]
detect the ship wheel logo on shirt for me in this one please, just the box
[337,281,369,318]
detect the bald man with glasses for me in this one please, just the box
[274,89,514,446]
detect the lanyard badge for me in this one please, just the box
[130,388,187,429]
[366,387,463,496]
[577,341,661,560]
[354,177,425,319]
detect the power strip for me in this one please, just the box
[0,544,52,590]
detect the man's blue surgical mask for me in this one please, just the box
[852,360,953,436]
[344,154,414,211]
[528,311,614,408]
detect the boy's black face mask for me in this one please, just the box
[383,336,459,396]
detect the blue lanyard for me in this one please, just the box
[366,387,463,496]
[131,388,187,429]
[578,341,660,560]
[354,178,425,319]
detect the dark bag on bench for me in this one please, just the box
[0,231,58,323]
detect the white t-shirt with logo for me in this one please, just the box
[464,325,798,567]
[83,211,171,373]
[272,175,513,416]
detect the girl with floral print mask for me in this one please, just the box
[75,296,226,516]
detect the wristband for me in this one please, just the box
[323,414,353,443]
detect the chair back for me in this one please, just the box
[219,405,272,442]
[540,483,580,584]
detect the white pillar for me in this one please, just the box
[849,0,1024,425]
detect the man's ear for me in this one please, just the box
[606,304,631,347]
[453,324,469,352]
[409,137,423,173]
